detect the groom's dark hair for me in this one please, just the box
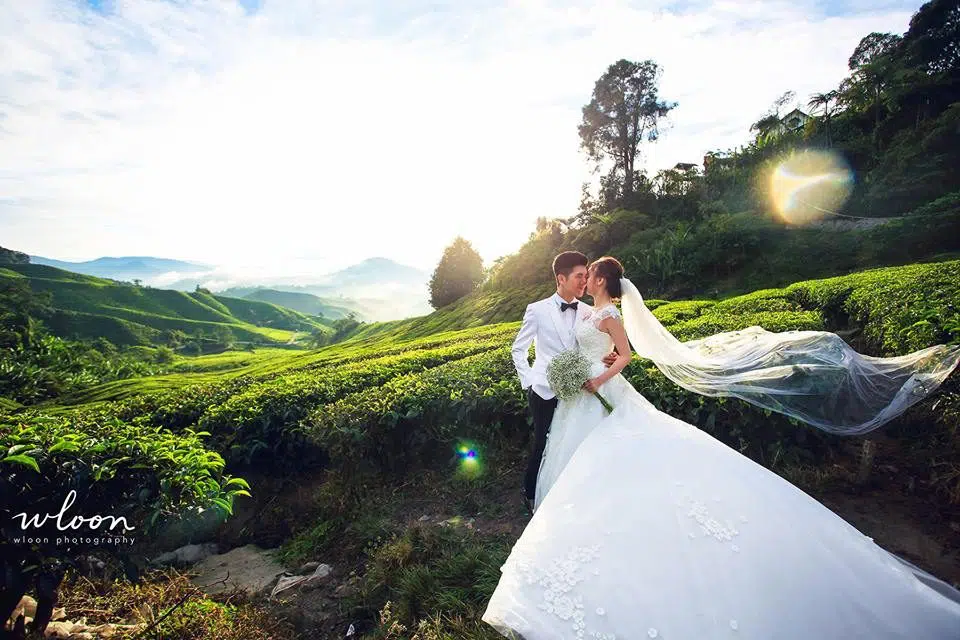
[552,251,588,278]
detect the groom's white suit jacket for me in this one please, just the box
[512,293,592,400]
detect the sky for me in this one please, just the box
[0,0,926,273]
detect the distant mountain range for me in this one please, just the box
[30,255,211,282]
[26,254,432,322]
[331,257,427,287]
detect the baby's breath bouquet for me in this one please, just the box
[547,349,613,412]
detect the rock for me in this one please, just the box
[418,515,431,522]
[272,562,334,597]
[308,563,332,580]
[151,542,219,567]
[270,574,308,598]
[189,544,287,596]
[334,575,361,599]
[297,561,320,575]
[271,591,337,636]
[301,563,333,589]
[83,555,106,572]
[52,607,66,621]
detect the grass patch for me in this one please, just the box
[55,568,296,640]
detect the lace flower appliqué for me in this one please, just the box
[507,544,620,639]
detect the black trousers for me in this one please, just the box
[523,387,559,501]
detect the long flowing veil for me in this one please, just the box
[618,278,960,435]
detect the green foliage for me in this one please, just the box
[486,227,565,290]
[646,289,826,341]
[155,598,294,639]
[0,414,249,623]
[309,314,363,347]
[787,260,960,353]
[650,299,717,325]
[47,326,519,472]
[0,333,167,404]
[196,338,509,466]
[58,569,295,640]
[34,261,957,488]
[0,283,174,404]
[356,524,510,637]
[305,348,525,475]
[429,237,485,309]
[671,311,826,341]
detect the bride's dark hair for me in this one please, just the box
[590,256,624,299]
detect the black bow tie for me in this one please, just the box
[560,301,578,312]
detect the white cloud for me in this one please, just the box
[0,0,923,273]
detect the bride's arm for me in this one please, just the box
[584,317,631,392]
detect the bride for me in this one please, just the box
[482,256,960,639]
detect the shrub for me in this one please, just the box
[0,414,248,635]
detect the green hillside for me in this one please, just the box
[344,283,553,342]
[7,259,959,638]
[0,264,330,347]
[224,287,358,320]
[46,258,959,411]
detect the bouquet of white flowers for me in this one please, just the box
[546,349,613,412]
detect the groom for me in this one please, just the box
[512,251,614,513]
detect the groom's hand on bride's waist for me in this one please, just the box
[602,350,618,367]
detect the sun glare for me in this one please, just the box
[769,150,854,225]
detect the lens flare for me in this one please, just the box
[768,150,854,225]
[456,442,483,478]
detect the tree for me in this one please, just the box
[308,328,331,348]
[579,59,676,200]
[808,90,840,145]
[331,313,362,341]
[849,32,902,70]
[428,237,485,309]
[903,0,960,76]
[161,329,187,349]
[750,90,797,144]
[0,280,51,350]
[210,326,235,350]
[842,32,903,146]
[771,90,796,115]
[749,114,782,143]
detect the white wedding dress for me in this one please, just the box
[483,304,960,639]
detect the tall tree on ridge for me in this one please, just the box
[429,237,485,309]
[579,59,676,201]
